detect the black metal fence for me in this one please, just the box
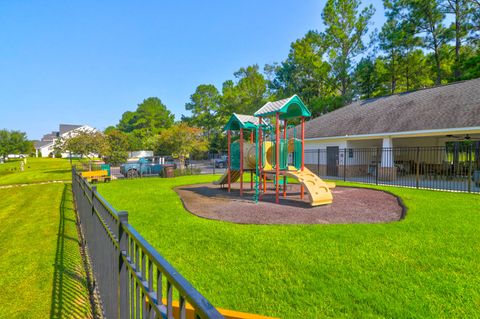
[72,167,224,319]
[305,145,480,193]
[110,162,225,178]
[77,161,225,180]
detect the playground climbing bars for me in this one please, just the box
[217,95,333,206]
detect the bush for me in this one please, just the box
[173,168,201,177]
[103,151,128,166]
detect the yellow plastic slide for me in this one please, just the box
[214,170,241,186]
[284,167,334,206]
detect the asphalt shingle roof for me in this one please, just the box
[303,78,480,139]
[34,140,53,148]
[59,124,82,135]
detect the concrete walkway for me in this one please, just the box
[0,180,69,189]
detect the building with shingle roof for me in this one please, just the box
[303,78,480,140]
[34,123,97,157]
[298,78,480,180]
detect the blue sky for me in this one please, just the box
[0,1,385,139]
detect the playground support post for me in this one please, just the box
[300,116,305,200]
[227,129,231,192]
[283,119,287,198]
[250,171,253,190]
[250,131,254,190]
[258,117,263,193]
[275,112,280,204]
[240,128,244,197]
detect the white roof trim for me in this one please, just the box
[60,125,96,137]
[305,126,480,142]
[36,142,54,149]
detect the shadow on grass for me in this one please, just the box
[178,185,312,208]
[50,184,92,319]
[43,169,72,174]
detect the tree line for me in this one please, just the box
[102,97,207,164]
[0,130,32,159]
[5,0,478,161]
[178,0,480,154]
[59,0,480,161]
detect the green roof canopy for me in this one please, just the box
[223,113,259,131]
[254,95,311,120]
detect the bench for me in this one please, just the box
[81,170,111,183]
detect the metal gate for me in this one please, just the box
[326,146,339,176]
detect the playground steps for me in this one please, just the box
[284,167,333,206]
[214,170,241,186]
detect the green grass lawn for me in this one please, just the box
[97,176,480,318]
[0,159,92,319]
[0,157,78,185]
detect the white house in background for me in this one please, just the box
[299,78,480,180]
[34,124,97,158]
[127,150,154,159]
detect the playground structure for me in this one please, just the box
[215,95,334,206]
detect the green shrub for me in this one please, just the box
[173,168,201,177]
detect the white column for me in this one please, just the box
[381,137,394,167]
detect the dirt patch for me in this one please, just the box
[175,183,405,225]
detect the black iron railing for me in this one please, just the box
[77,161,223,179]
[72,167,224,319]
[305,145,480,193]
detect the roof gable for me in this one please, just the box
[34,140,53,149]
[223,113,259,131]
[59,124,83,135]
[254,95,311,119]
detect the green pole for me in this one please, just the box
[253,124,260,203]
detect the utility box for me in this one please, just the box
[100,164,111,176]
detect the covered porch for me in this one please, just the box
[304,130,480,193]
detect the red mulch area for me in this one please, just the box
[175,183,405,225]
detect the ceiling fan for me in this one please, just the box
[445,134,480,141]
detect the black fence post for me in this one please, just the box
[118,211,129,319]
[416,147,420,189]
[317,149,320,176]
[375,148,379,185]
[91,186,97,210]
[343,148,347,182]
[468,145,472,193]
